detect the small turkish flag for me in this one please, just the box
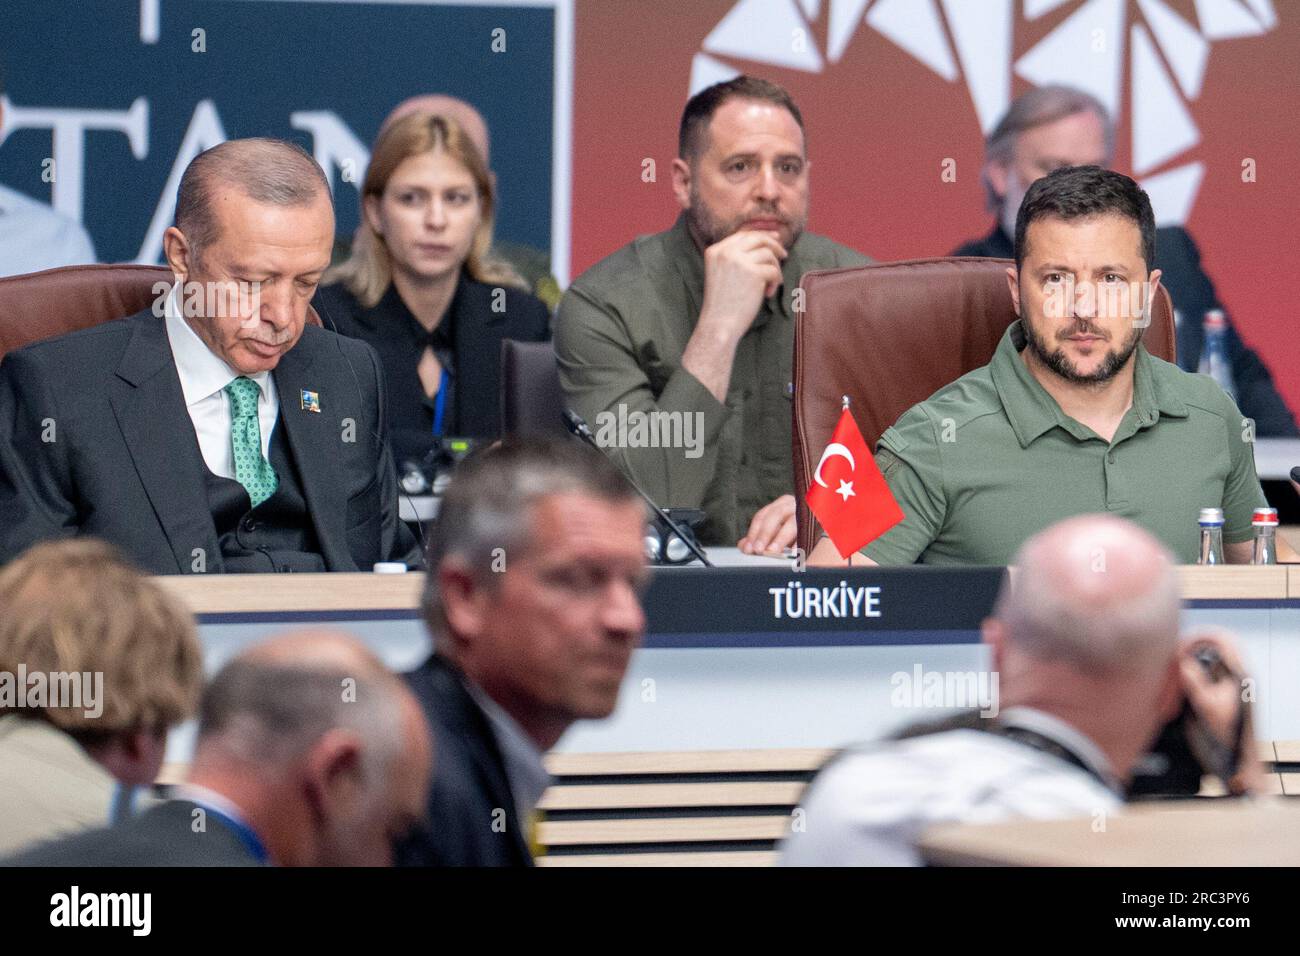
[805,407,905,559]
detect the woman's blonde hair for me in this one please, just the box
[325,112,525,306]
[0,539,204,738]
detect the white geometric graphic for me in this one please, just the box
[1131,24,1200,174]
[1015,0,1126,119]
[1025,0,1072,17]
[1193,0,1267,39]
[1140,162,1205,226]
[1242,0,1277,29]
[693,0,1279,227]
[703,0,824,72]
[827,0,873,62]
[943,0,1014,133]
[866,0,958,81]
[1138,0,1209,98]
[690,53,742,97]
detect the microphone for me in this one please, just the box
[563,409,713,567]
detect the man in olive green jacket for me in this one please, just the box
[555,76,868,551]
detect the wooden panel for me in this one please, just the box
[545,748,833,777]
[1176,565,1288,600]
[538,851,777,867]
[920,799,1300,866]
[153,572,424,614]
[537,815,790,846]
[539,781,806,811]
[1276,740,1300,763]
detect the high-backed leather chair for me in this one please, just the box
[500,339,567,438]
[0,264,322,360]
[791,257,1177,555]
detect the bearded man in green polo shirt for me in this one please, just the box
[812,164,1283,567]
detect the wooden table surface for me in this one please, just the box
[919,798,1300,866]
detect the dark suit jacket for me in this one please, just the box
[0,309,423,573]
[313,274,550,463]
[3,799,262,867]
[953,224,1298,436]
[398,654,533,867]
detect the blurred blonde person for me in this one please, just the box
[0,539,203,855]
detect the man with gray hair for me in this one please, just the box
[0,137,422,572]
[7,630,432,866]
[953,84,1296,436]
[783,514,1258,866]
[399,437,648,866]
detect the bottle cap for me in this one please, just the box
[1252,507,1280,527]
[1204,309,1227,330]
[1198,507,1225,526]
[372,562,408,574]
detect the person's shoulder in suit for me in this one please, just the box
[951,224,1012,259]
[1,308,146,376]
[4,799,261,867]
[400,655,529,867]
[311,280,369,339]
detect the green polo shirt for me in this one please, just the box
[863,321,1266,565]
[556,213,867,545]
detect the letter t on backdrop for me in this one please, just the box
[805,404,904,559]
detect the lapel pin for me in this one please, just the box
[300,389,321,413]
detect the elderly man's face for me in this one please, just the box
[165,183,334,374]
[1010,213,1160,385]
[450,493,648,733]
[992,109,1108,236]
[676,96,809,251]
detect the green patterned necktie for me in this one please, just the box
[224,376,278,507]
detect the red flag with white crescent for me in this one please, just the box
[805,407,904,559]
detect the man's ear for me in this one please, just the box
[1155,656,1183,724]
[1005,266,1021,316]
[162,226,193,283]
[670,158,692,211]
[985,160,1009,201]
[302,728,366,821]
[982,617,1006,673]
[439,560,491,648]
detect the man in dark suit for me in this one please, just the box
[0,138,423,573]
[400,438,648,866]
[7,630,433,867]
[953,85,1297,437]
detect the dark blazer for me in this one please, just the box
[398,654,533,867]
[0,309,422,573]
[313,274,550,463]
[953,224,1298,436]
[3,799,262,867]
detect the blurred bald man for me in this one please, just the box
[7,631,432,867]
[782,514,1257,866]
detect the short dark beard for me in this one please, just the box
[685,180,805,251]
[1022,317,1143,386]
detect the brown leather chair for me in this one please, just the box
[0,264,322,360]
[500,339,567,438]
[791,257,1177,555]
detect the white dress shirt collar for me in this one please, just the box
[465,681,553,821]
[164,283,271,406]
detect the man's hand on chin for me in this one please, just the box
[737,494,796,556]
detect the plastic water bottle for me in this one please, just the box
[1198,508,1225,565]
[1198,310,1237,404]
[1251,508,1279,566]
